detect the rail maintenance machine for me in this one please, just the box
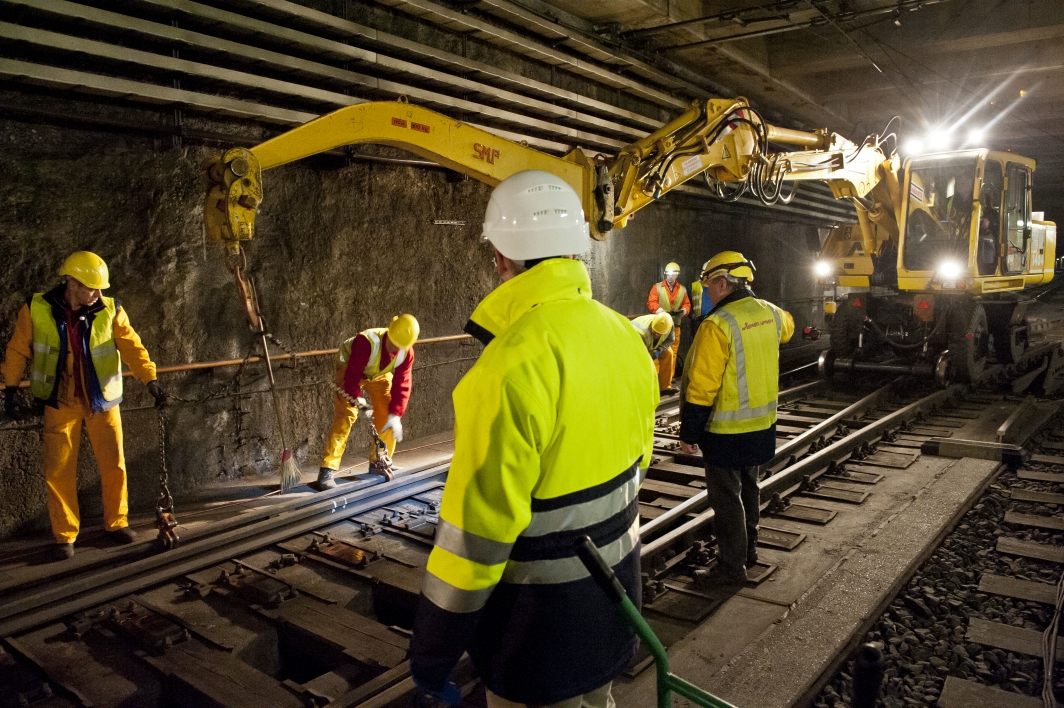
[203,99,1056,386]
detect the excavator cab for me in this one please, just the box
[823,149,1056,385]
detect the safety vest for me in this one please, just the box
[690,281,703,317]
[630,315,669,352]
[338,328,407,381]
[704,296,785,434]
[657,281,688,326]
[29,293,123,410]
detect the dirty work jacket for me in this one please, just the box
[337,329,414,416]
[630,314,674,359]
[409,258,659,705]
[679,288,794,467]
[3,285,156,413]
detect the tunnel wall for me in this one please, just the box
[0,108,823,540]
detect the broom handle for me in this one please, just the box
[259,330,291,452]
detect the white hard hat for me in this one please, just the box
[482,170,590,261]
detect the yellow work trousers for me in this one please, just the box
[42,401,129,544]
[655,326,681,390]
[320,375,396,470]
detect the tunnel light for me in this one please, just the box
[814,260,832,278]
[904,139,925,155]
[937,260,963,280]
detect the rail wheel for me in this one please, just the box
[985,302,1029,364]
[947,302,989,383]
[828,296,862,359]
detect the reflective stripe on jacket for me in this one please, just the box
[690,281,703,318]
[30,293,123,412]
[683,291,794,435]
[337,328,407,381]
[409,258,659,705]
[630,314,673,357]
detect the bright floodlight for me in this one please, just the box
[937,260,963,280]
[967,128,985,145]
[904,139,925,154]
[814,261,832,277]
[927,130,951,150]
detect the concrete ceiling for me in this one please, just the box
[543,0,1064,222]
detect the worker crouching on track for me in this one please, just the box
[2,252,167,561]
[316,314,419,490]
[679,251,793,588]
[631,312,676,361]
[647,261,690,396]
[408,170,659,707]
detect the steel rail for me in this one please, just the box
[0,468,448,636]
[639,385,961,565]
[0,455,453,598]
[640,381,887,542]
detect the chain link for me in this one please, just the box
[155,409,180,550]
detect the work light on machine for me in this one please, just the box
[935,260,967,289]
[814,260,832,278]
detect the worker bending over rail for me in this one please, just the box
[679,251,793,588]
[647,261,690,395]
[317,314,419,490]
[631,312,676,361]
[2,252,167,561]
[409,170,659,707]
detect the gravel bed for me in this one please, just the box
[813,462,1064,708]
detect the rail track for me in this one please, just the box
[0,371,1049,707]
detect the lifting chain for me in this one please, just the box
[155,411,180,550]
[330,382,395,481]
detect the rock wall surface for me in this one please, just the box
[0,112,822,540]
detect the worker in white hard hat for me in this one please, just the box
[316,314,420,490]
[647,261,690,395]
[409,170,658,708]
[2,251,167,561]
[631,312,676,360]
[678,251,794,589]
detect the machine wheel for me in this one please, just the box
[947,302,989,383]
[828,298,861,358]
[985,302,1029,364]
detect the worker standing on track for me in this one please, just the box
[2,252,167,561]
[631,312,676,361]
[647,262,690,395]
[408,170,658,708]
[678,251,793,589]
[316,314,419,490]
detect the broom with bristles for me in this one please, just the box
[245,274,302,492]
[259,329,303,492]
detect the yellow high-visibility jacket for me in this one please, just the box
[680,288,794,466]
[630,314,674,359]
[409,258,658,704]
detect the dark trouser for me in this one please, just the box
[703,463,760,577]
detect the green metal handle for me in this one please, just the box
[575,537,739,708]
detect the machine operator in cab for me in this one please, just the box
[679,251,794,588]
[316,314,420,490]
[647,261,690,395]
[408,170,658,708]
[2,252,167,561]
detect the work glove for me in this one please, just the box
[411,671,460,707]
[650,350,662,360]
[147,380,169,409]
[355,396,369,410]
[3,387,19,421]
[381,414,403,443]
[654,307,665,314]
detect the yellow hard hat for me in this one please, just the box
[701,250,755,283]
[59,251,110,289]
[651,312,673,335]
[664,262,680,275]
[388,314,420,348]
